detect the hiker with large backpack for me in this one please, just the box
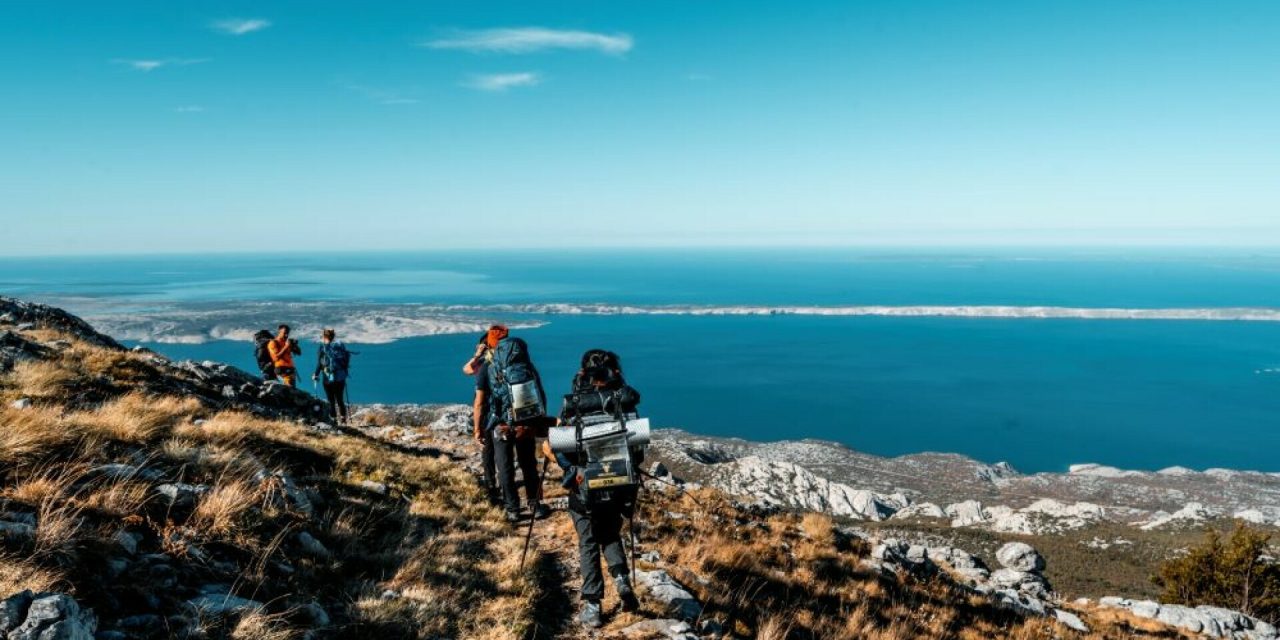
[252,330,277,381]
[552,349,644,629]
[313,328,354,425]
[484,325,552,523]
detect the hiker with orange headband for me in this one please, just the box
[482,324,551,523]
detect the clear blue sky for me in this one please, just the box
[3,1,1278,255]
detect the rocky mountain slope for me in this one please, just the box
[0,295,1273,639]
[649,430,1280,531]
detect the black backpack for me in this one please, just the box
[486,337,547,424]
[252,331,274,373]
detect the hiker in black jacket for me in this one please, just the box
[554,349,642,629]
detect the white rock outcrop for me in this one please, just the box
[711,457,908,520]
[1099,597,1278,639]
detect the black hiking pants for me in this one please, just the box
[322,380,348,423]
[481,432,497,492]
[493,432,539,512]
[569,502,630,603]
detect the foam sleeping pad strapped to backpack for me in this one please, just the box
[486,336,546,424]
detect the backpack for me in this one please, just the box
[321,342,352,380]
[486,337,546,424]
[559,349,644,511]
[252,331,275,373]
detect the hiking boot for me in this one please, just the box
[530,503,552,520]
[504,510,522,524]
[578,600,603,629]
[614,575,640,613]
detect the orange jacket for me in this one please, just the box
[267,337,296,369]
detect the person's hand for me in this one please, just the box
[473,429,485,445]
[311,374,318,381]
[575,473,584,487]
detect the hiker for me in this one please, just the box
[463,334,499,503]
[554,349,643,628]
[267,324,302,387]
[252,330,277,381]
[313,328,353,425]
[484,325,551,523]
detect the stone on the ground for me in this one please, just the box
[112,530,141,555]
[1052,608,1089,633]
[155,483,208,509]
[995,542,1045,572]
[10,398,32,410]
[990,569,1050,600]
[636,569,702,622]
[185,594,264,617]
[1,591,35,633]
[620,619,697,640]
[0,520,36,543]
[297,532,330,557]
[6,593,97,640]
[945,500,989,527]
[1098,597,1278,639]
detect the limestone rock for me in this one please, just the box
[945,500,989,527]
[1098,597,1278,639]
[620,619,697,640]
[0,591,34,634]
[635,569,702,622]
[708,456,908,520]
[1052,608,1089,633]
[891,502,947,520]
[6,593,97,640]
[995,542,1045,572]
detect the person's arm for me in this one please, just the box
[472,390,486,442]
[313,347,324,380]
[267,339,283,361]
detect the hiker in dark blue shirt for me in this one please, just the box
[312,328,353,425]
[463,335,499,503]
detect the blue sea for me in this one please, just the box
[4,248,1280,473]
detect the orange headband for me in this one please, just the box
[485,325,509,348]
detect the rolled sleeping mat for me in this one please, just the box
[548,418,651,453]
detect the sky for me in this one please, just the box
[2,1,1279,256]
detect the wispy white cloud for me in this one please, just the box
[211,18,271,36]
[424,27,632,55]
[463,72,542,92]
[175,105,205,113]
[112,58,210,72]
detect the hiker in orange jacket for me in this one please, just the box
[267,324,302,387]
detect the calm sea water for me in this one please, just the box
[4,249,1280,472]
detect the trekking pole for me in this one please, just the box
[519,457,551,570]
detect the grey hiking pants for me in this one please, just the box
[569,503,629,603]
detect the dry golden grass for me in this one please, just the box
[231,612,299,640]
[191,481,263,539]
[76,478,151,517]
[0,557,64,594]
[0,405,78,466]
[68,392,200,444]
[7,359,79,400]
[32,495,85,558]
